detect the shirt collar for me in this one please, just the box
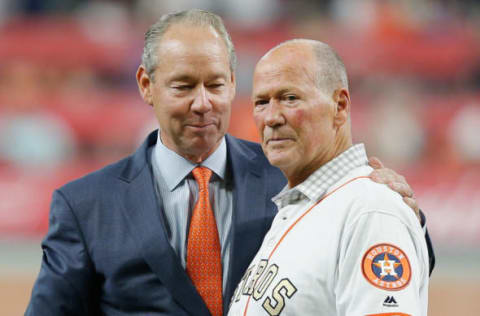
[272,143,368,209]
[153,132,227,191]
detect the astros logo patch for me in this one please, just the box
[361,243,411,291]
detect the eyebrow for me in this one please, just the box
[252,88,294,101]
[168,75,195,83]
[169,73,228,83]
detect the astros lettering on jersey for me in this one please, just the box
[227,144,429,316]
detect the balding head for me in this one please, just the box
[260,39,348,96]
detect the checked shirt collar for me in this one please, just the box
[272,144,368,209]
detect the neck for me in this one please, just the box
[159,133,221,164]
[286,135,352,188]
[184,152,214,164]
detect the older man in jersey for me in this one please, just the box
[228,39,429,316]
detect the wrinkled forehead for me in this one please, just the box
[155,24,231,72]
[256,44,316,77]
[163,22,220,41]
[253,51,317,95]
[158,23,227,56]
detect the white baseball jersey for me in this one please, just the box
[227,144,429,316]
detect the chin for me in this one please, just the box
[189,136,219,153]
[266,153,290,169]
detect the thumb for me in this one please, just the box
[368,156,384,169]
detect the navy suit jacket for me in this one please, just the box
[26,131,434,315]
[26,131,286,315]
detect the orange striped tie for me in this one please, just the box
[187,167,223,316]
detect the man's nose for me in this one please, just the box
[264,100,285,127]
[191,85,212,113]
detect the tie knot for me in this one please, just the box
[192,167,212,191]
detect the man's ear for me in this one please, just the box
[229,70,236,102]
[333,88,350,129]
[136,65,154,106]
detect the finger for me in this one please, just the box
[370,168,396,184]
[388,182,414,198]
[368,156,384,169]
[403,197,421,221]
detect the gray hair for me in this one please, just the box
[267,39,349,93]
[141,9,237,81]
[311,40,349,93]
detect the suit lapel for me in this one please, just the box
[117,131,211,316]
[223,135,272,312]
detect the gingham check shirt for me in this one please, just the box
[272,144,368,209]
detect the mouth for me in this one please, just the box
[266,137,294,145]
[186,123,216,129]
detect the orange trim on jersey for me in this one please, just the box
[268,176,370,260]
[366,313,411,316]
[243,176,371,316]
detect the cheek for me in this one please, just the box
[153,102,183,132]
[209,92,231,113]
[217,98,231,115]
[292,109,305,124]
[287,108,306,131]
[290,108,332,147]
[253,112,265,134]
[219,105,231,131]
[211,95,231,120]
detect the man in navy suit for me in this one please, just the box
[26,9,433,316]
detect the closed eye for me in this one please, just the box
[254,99,269,107]
[173,85,194,90]
[208,83,224,89]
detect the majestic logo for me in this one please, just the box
[383,296,398,307]
[361,243,411,291]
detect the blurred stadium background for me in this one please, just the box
[0,0,479,315]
